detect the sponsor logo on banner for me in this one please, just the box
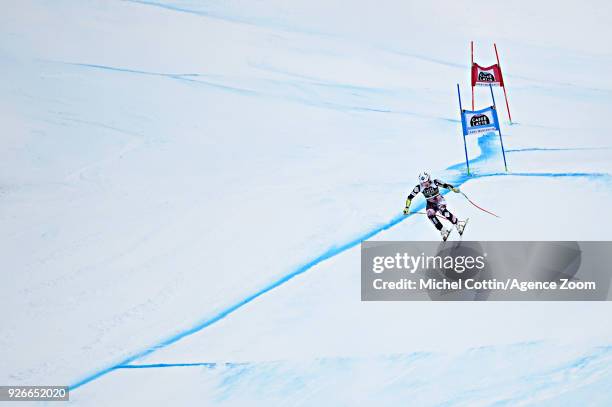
[470,114,490,127]
[478,71,495,82]
[474,67,502,87]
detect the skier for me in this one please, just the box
[403,172,467,241]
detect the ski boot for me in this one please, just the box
[455,218,469,236]
[440,227,451,241]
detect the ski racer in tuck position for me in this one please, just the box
[403,172,467,241]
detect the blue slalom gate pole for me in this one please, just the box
[489,84,508,172]
[457,84,470,175]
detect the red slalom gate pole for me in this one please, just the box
[471,41,475,110]
[494,43,513,124]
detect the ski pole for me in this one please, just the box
[408,211,448,221]
[460,192,501,218]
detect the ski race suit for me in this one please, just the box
[407,179,458,230]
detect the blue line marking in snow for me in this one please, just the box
[68,204,422,389]
[124,0,211,17]
[68,130,609,390]
[63,61,464,121]
[478,172,609,179]
[64,62,259,95]
[117,363,216,369]
[123,0,335,38]
[65,62,195,77]
[506,146,612,153]
[115,362,249,369]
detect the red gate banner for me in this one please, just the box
[471,63,504,87]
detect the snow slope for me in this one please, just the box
[1,0,611,405]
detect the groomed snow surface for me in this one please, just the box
[1,1,612,405]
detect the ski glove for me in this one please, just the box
[403,199,411,215]
[451,187,460,193]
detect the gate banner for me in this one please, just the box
[471,63,504,87]
[461,105,500,135]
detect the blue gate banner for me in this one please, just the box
[461,106,500,135]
